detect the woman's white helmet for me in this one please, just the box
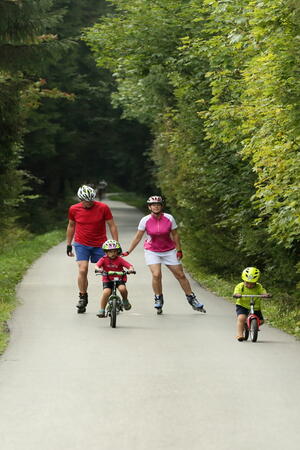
[77,185,96,201]
[147,195,163,204]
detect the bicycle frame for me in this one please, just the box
[105,271,124,328]
[107,278,123,316]
[96,270,135,328]
[239,294,270,342]
[246,299,261,331]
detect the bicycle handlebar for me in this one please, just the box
[95,270,136,275]
[234,294,271,298]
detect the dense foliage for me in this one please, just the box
[85,0,299,292]
[0,0,151,234]
[0,0,64,233]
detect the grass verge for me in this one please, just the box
[0,228,65,354]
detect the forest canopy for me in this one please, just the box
[84,0,300,288]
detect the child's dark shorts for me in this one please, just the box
[103,281,126,290]
[236,305,264,321]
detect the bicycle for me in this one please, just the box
[238,294,271,342]
[96,270,135,328]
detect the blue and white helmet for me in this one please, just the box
[77,185,96,201]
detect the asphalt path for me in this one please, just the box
[0,199,299,450]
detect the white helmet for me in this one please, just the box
[147,195,163,204]
[77,185,96,201]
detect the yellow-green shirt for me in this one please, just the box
[234,282,266,310]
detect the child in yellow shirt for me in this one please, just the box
[233,267,270,341]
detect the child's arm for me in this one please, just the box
[95,259,104,273]
[259,284,272,297]
[233,283,242,298]
[127,265,135,273]
[121,258,135,273]
[119,257,135,272]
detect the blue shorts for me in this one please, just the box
[236,305,264,321]
[73,242,104,263]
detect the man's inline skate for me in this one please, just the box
[77,293,88,313]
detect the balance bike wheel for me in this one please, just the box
[243,323,249,341]
[156,308,163,315]
[250,318,258,342]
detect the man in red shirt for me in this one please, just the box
[66,185,118,313]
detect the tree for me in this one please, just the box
[0,0,64,233]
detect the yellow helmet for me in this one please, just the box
[241,267,260,283]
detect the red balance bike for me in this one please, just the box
[239,294,271,342]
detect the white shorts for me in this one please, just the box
[144,249,180,266]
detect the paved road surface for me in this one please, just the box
[0,199,299,450]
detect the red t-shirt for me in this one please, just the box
[68,201,113,247]
[96,255,132,282]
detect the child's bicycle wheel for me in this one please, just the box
[110,296,118,328]
[249,318,258,342]
[243,323,249,341]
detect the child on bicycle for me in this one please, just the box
[95,240,135,318]
[233,267,270,341]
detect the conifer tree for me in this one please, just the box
[0,1,64,232]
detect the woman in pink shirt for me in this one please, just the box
[123,196,206,314]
